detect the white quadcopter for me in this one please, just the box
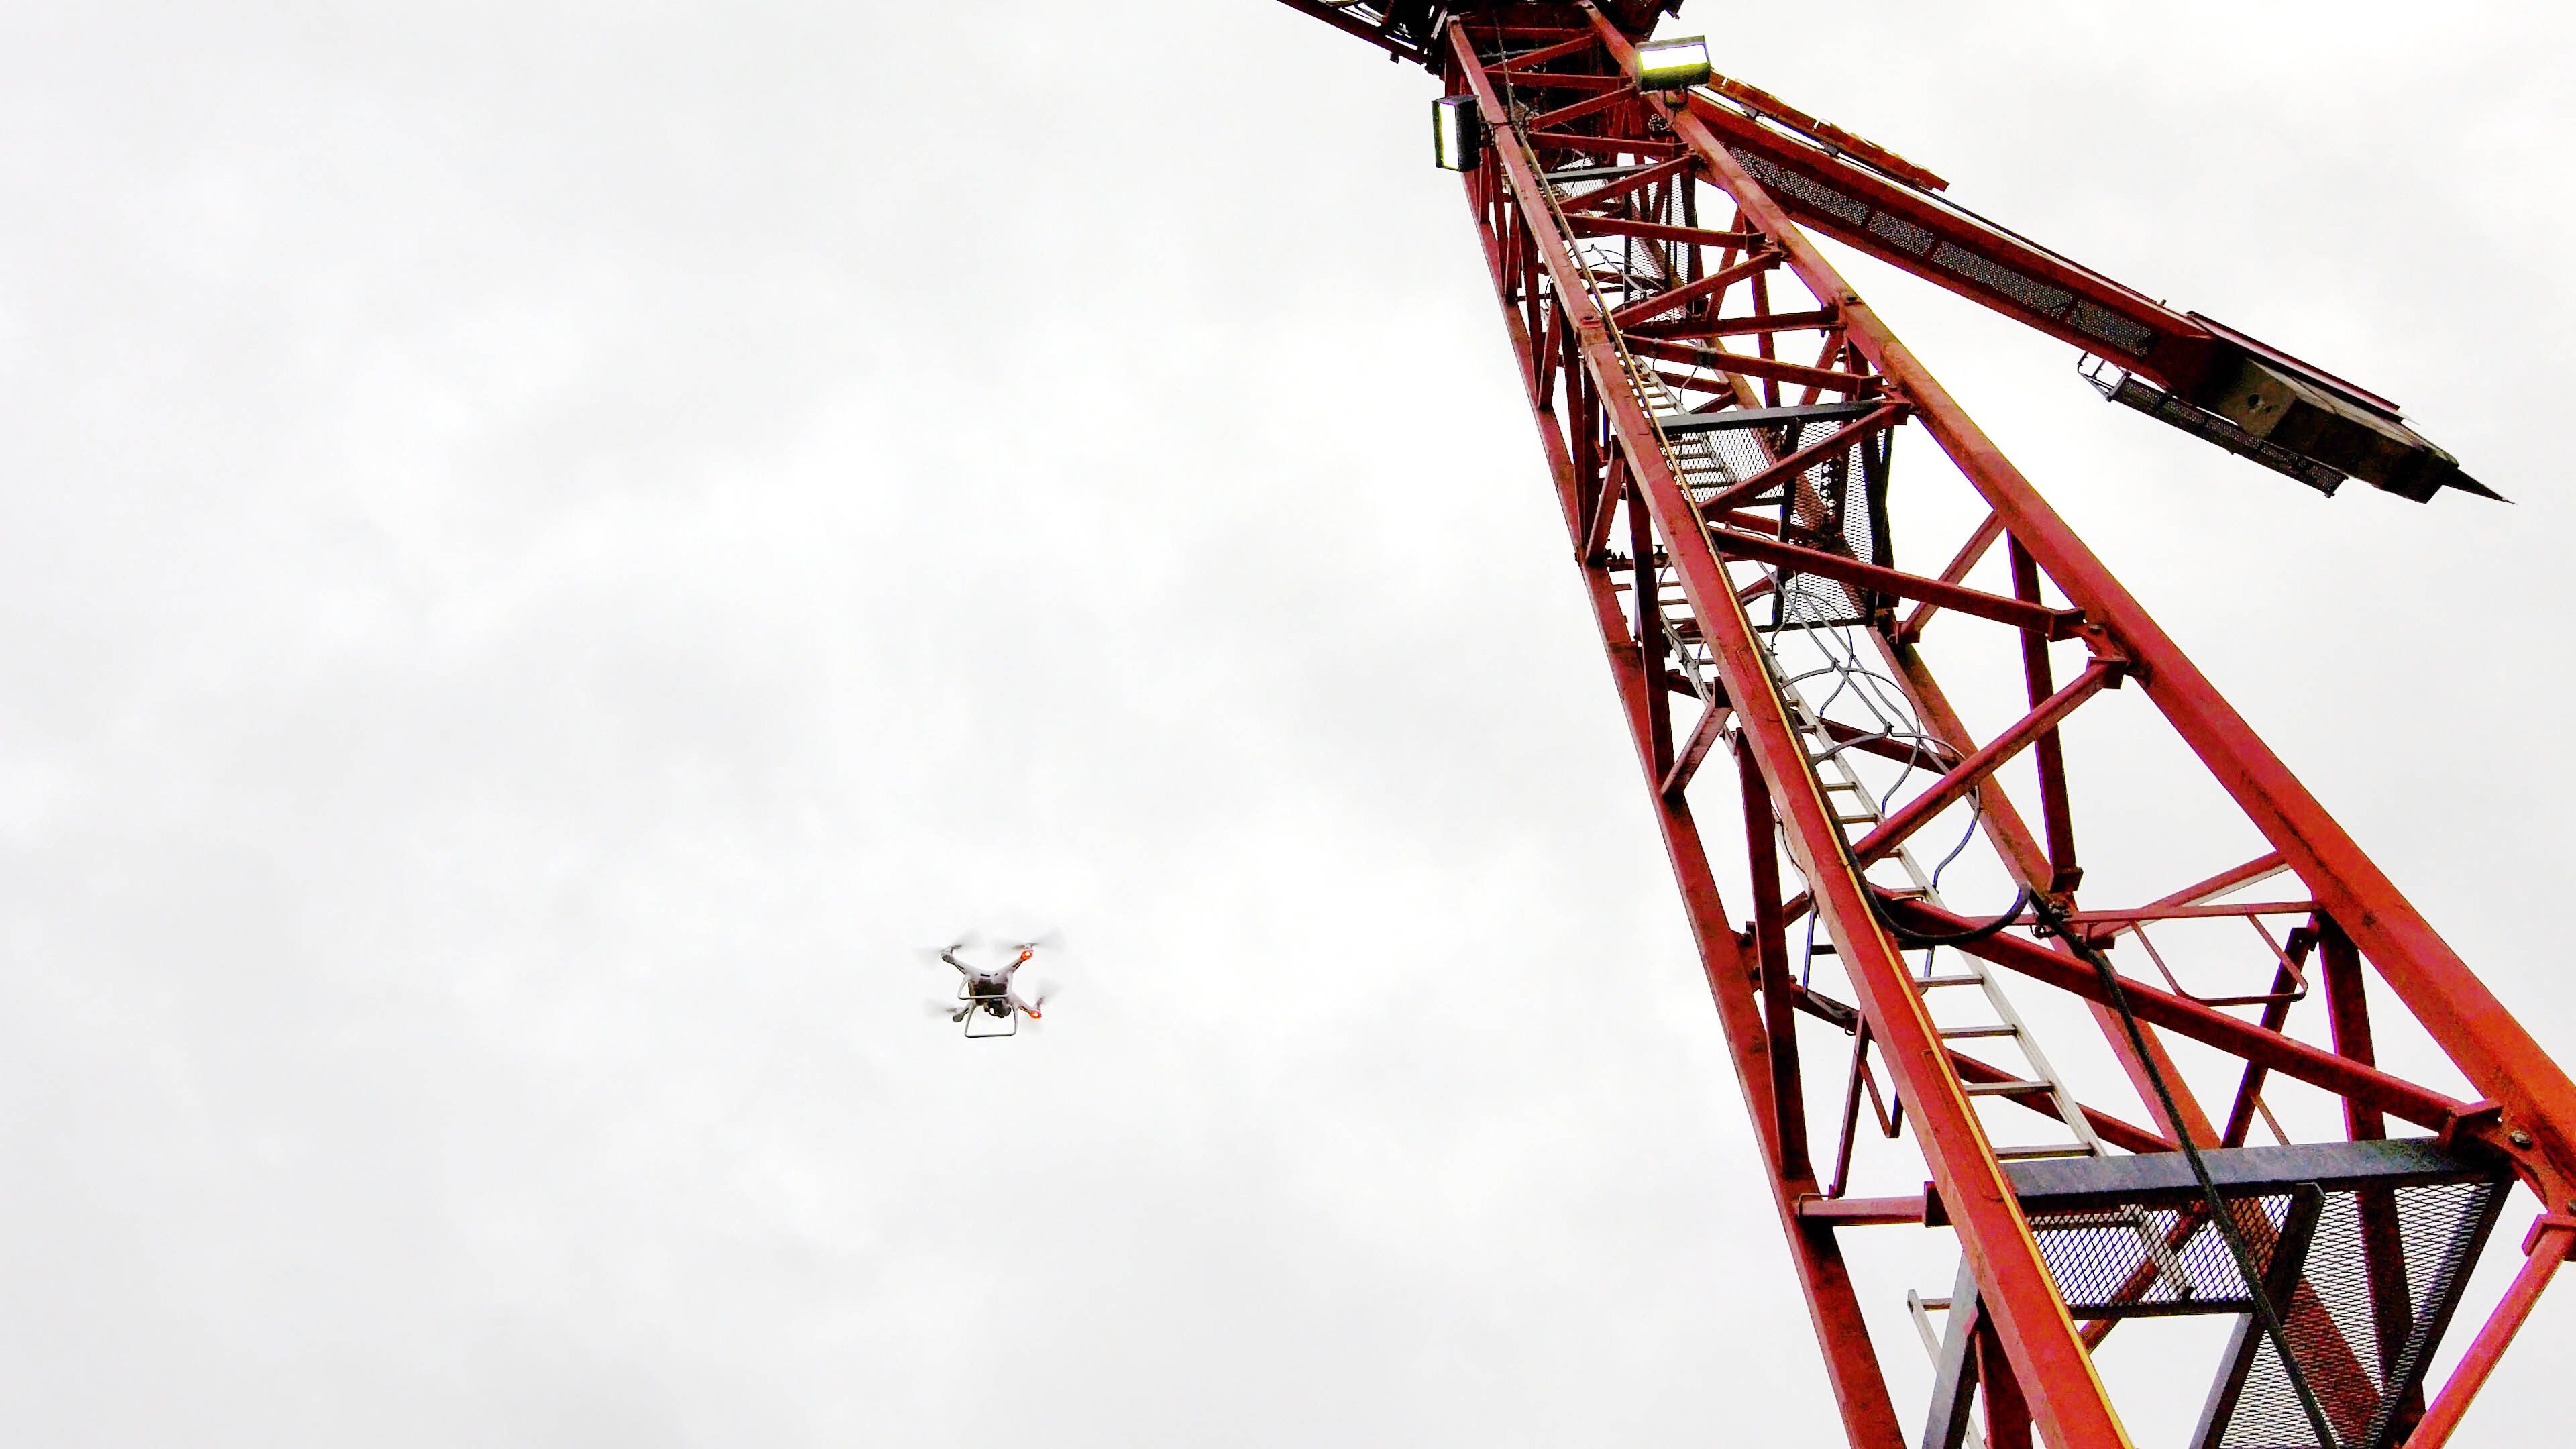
[925,935,1055,1038]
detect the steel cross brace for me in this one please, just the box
[1425,7,2576,1446]
[1293,6,2576,1445]
[1580,7,2576,1211]
[1452,25,2127,1449]
[1464,172,1913,1449]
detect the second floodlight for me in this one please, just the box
[1633,36,1712,92]
[1432,95,1481,171]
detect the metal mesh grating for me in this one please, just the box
[1721,141,2161,358]
[2096,368,2346,495]
[1728,145,1872,226]
[2017,1163,2506,1449]
[1866,209,1937,256]
[1770,416,1892,630]
[1668,413,1760,499]
[1930,240,2075,317]
[2212,1179,2504,1449]
[2072,297,2157,357]
[1646,402,1892,633]
[1674,422,1760,490]
[2029,1197,2288,1317]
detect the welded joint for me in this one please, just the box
[2438,1102,2567,1198]
[1794,1193,1929,1226]
[2526,1214,2576,1256]
[2073,622,2137,683]
[2438,1102,2504,1159]
[2440,1102,2576,1205]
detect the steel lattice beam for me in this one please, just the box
[1274,4,2576,1446]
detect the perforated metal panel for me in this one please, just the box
[2001,1142,2509,1449]
[2206,1179,2504,1449]
[2028,1197,2289,1318]
[1770,416,1892,631]
[1726,144,2158,359]
[2095,368,2347,495]
[1729,144,1872,227]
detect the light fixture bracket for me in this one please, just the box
[1632,35,1713,95]
[1432,94,1484,172]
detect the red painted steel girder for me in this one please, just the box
[1270,3,2573,1445]
[1285,0,2491,500]
[1454,27,2129,1448]
[1275,1,1674,60]
[1668,94,2490,502]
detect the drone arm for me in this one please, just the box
[939,951,970,974]
[1680,90,2487,501]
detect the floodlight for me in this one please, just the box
[1432,95,1481,171]
[1633,36,1712,93]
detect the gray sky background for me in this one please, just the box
[1,3,2570,1445]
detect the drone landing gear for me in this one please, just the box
[959,985,1018,1039]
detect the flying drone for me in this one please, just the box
[924,934,1056,1038]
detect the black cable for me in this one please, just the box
[1869,882,2028,949]
[1800,680,2331,1437]
[1648,136,2333,1428]
[1842,841,2327,1438]
[2021,894,2341,1449]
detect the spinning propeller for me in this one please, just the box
[918,928,1065,1034]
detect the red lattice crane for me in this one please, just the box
[1273,5,2573,1448]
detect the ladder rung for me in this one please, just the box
[1833,811,1879,825]
[1937,1024,2019,1040]
[1963,1079,2055,1097]
[1995,1142,2095,1161]
[1547,163,1653,186]
[1917,973,1986,987]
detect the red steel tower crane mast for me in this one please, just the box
[1274,5,2574,1448]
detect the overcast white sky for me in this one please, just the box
[1,3,2571,1446]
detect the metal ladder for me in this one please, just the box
[1766,663,2104,1165]
[1624,359,2110,1391]
[1617,360,1733,704]
[1619,339,2102,1163]
[1623,346,2100,1160]
[1598,198,2165,1440]
[1764,658,2111,1387]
